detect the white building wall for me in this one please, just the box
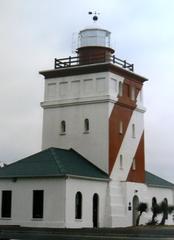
[65,178,108,228]
[0,178,66,228]
[112,181,174,226]
[0,175,172,228]
[147,186,174,225]
[43,72,111,102]
[42,103,109,172]
[124,181,149,226]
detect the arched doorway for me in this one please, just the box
[132,195,139,226]
[75,192,82,219]
[93,193,99,228]
[164,198,168,220]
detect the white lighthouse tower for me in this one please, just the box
[40,17,148,226]
[40,20,146,175]
[40,27,115,172]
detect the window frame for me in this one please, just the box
[119,154,123,169]
[131,86,136,101]
[60,120,66,135]
[75,191,82,220]
[119,121,123,134]
[84,118,89,133]
[118,82,123,97]
[32,190,44,219]
[132,158,136,170]
[1,190,12,218]
[132,124,135,138]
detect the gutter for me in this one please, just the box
[65,174,110,182]
[0,174,110,182]
[146,183,174,189]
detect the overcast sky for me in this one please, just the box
[0,0,174,182]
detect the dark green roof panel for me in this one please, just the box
[0,148,109,180]
[145,171,174,189]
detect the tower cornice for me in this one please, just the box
[39,63,148,83]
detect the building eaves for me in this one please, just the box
[39,63,148,83]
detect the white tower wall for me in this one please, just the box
[41,72,123,173]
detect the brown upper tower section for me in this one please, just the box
[41,25,147,79]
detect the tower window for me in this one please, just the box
[125,84,130,97]
[132,124,135,138]
[75,191,82,219]
[119,154,123,169]
[1,190,12,218]
[132,158,136,170]
[118,82,123,97]
[60,120,66,134]
[139,90,143,102]
[84,118,89,132]
[32,190,44,219]
[131,86,136,101]
[119,121,123,134]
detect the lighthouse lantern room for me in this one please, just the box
[77,27,114,65]
[79,28,111,48]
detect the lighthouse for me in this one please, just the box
[0,16,173,229]
[39,16,150,227]
[40,18,146,180]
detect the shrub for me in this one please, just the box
[136,202,148,226]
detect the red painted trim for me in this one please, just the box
[127,132,145,183]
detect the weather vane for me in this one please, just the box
[88,11,100,22]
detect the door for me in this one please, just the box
[93,193,99,228]
[132,195,139,226]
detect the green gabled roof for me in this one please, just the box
[0,148,109,180]
[145,171,174,189]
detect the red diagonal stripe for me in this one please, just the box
[127,132,145,183]
[109,79,142,174]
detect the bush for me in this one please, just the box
[136,202,148,226]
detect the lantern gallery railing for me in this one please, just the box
[54,54,134,72]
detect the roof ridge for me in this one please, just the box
[50,148,66,174]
